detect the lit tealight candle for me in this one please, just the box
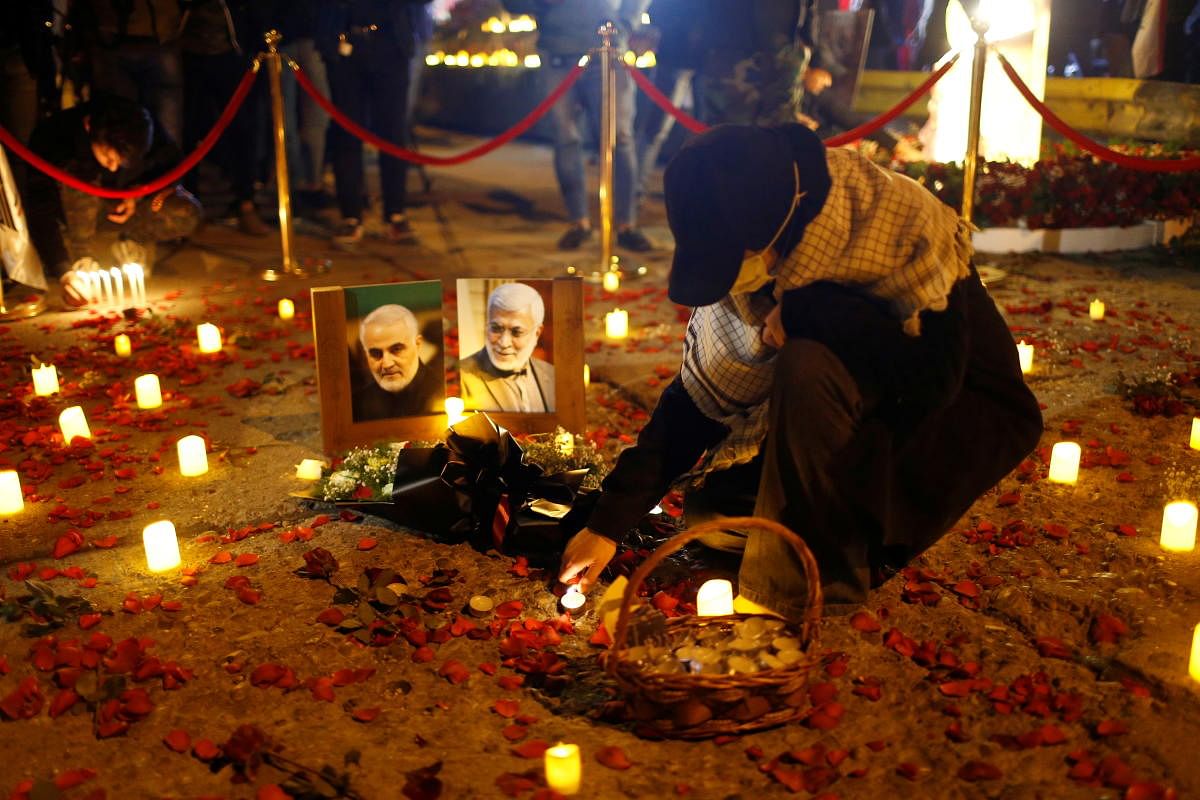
[1160,501,1198,553]
[58,406,91,443]
[605,308,629,339]
[1089,299,1105,321]
[196,323,222,354]
[583,364,590,387]
[32,364,59,396]
[134,374,163,409]
[278,298,295,320]
[177,435,208,477]
[468,595,494,617]
[560,586,585,611]
[143,520,181,573]
[544,743,581,795]
[1190,417,1199,451]
[602,271,620,292]
[696,578,734,616]
[556,432,575,456]
[295,459,324,481]
[1016,341,1033,374]
[1190,623,1200,682]
[1048,442,1081,485]
[0,471,24,515]
[445,397,466,426]
[114,334,132,357]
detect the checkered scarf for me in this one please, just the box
[680,148,974,475]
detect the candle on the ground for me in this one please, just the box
[583,364,590,387]
[1191,418,1199,450]
[134,374,162,409]
[0,471,24,515]
[468,595,494,617]
[445,397,466,426]
[1161,501,1198,553]
[1048,442,1081,484]
[143,520,181,572]
[1190,624,1200,682]
[278,298,295,320]
[114,334,132,357]
[605,308,629,339]
[177,435,208,477]
[602,271,620,292]
[1016,340,1033,374]
[1089,299,1105,321]
[544,743,581,795]
[560,586,585,611]
[110,267,125,307]
[58,406,91,443]
[295,459,324,481]
[32,364,59,396]
[556,432,575,455]
[196,323,222,353]
[122,263,145,307]
[697,578,734,616]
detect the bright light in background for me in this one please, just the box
[920,0,1051,167]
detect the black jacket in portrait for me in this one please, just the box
[351,358,443,422]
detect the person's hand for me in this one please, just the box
[803,67,833,95]
[559,528,617,594]
[107,198,136,224]
[761,303,785,349]
[150,186,176,213]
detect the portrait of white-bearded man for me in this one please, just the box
[460,282,555,413]
[351,303,443,422]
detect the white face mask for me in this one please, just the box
[730,163,804,296]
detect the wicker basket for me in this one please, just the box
[606,516,824,739]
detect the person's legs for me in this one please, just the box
[370,58,411,223]
[284,38,330,191]
[611,66,638,229]
[121,188,202,247]
[327,53,367,228]
[541,57,589,232]
[139,44,184,146]
[0,46,40,196]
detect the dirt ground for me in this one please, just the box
[1,133,1199,799]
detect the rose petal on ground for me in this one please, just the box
[511,740,550,759]
[163,729,191,752]
[596,745,633,770]
[352,707,381,723]
[357,538,378,551]
[957,761,1003,781]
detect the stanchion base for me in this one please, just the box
[0,292,47,321]
[261,257,331,282]
[261,266,309,282]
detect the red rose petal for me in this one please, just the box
[163,729,191,752]
[595,745,633,770]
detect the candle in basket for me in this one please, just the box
[1047,442,1080,485]
[177,435,208,477]
[58,406,91,443]
[32,364,59,396]
[544,743,581,795]
[1191,624,1200,682]
[0,471,23,515]
[1160,501,1198,553]
[114,334,132,357]
[602,271,620,292]
[445,397,466,426]
[295,459,324,481]
[697,579,734,616]
[278,298,295,320]
[1089,299,1105,321]
[605,308,629,339]
[143,520,181,572]
[1190,417,1199,450]
[134,374,162,409]
[1016,340,1033,374]
[196,323,222,353]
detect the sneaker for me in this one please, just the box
[386,214,417,243]
[237,205,270,237]
[617,227,655,253]
[557,224,593,250]
[332,219,364,248]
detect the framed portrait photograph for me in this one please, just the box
[454,277,584,435]
[312,280,448,453]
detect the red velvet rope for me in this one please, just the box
[622,54,959,146]
[998,53,1200,173]
[295,62,586,166]
[0,65,260,199]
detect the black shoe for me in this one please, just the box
[387,214,417,243]
[557,224,593,251]
[617,227,655,253]
[332,219,364,249]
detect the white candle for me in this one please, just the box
[605,308,629,339]
[31,364,59,396]
[278,298,295,320]
[1190,418,1199,450]
[110,267,125,308]
[468,595,494,617]
[58,406,91,443]
[134,374,162,409]
[295,459,324,480]
[1048,442,1081,485]
[602,271,620,292]
[1016,340,1033,374]
[196,323,222,353]
[1089,299,1105,321]
[445,397,466,426]
[142,520,181,572]
[176,435,208,477]
[0,471,24,515]
[97,268,113,306]
[583,364,590,387]
[556,432,575,456]
[696,578,734,616]
[1190,623,1200,682]
[544,743,581,795]
[122,263,146,307]
[1161,501,1198,553]
[114,334,132,357]
[560,586,585,611]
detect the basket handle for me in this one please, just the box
[608,516,823,664]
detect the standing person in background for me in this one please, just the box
[404,2,435,195]
[317,0,435,249]
[1,1,57,193]
[500,0,655,253]
[68,0,186,145]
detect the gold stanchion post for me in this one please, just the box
[262,30,304,281]
[597,21,617,276]
[960,8,989,223]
